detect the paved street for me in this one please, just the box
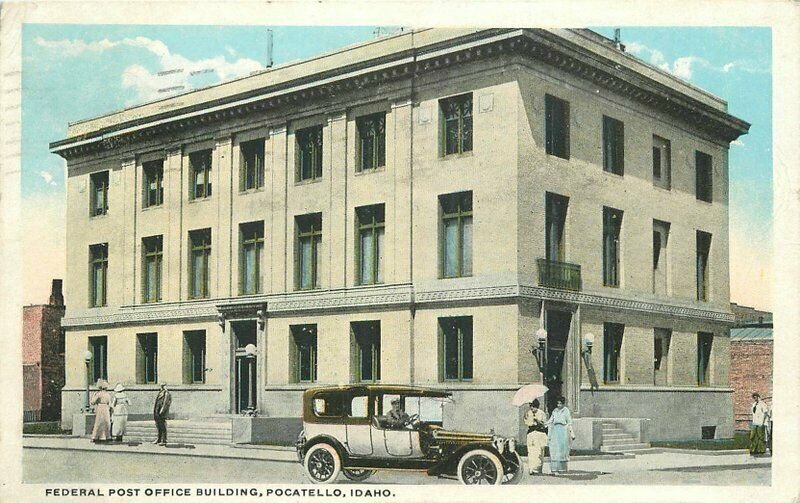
[23,436,771,486]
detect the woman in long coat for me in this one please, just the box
[546,396,574,474]
[90,380,112,443]
[110,383,130,442]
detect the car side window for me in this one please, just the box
[350,395,369,418]
[313,393,344,417]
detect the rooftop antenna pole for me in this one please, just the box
[266,29,274,68]
[613,28,626,52]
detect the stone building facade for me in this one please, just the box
[22,280,66,422]
[52,28,748,441]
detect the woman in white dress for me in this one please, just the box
[110,383,131,442]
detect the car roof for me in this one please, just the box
[303,384,452,399]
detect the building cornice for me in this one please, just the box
[61,283,735,330]
[50,29,748,161]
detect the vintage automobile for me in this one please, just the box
[296,384,523,485]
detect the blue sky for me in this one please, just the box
[20,25,773,309]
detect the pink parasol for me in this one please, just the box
[511,383,549,407]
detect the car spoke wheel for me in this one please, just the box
[303,443,341,484]
[342,469,376,482]
[457,449,503,485]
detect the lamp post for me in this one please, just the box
[582,333,595,356]
[244,343,257,416]
[83,350,93,412]
[533,327,548,375]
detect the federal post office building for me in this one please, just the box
[52,28,749,446]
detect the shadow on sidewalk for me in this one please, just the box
[550,470,609,481]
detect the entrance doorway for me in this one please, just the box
[544,310,572,413]
[231,320,257,414]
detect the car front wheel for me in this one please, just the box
[457,449,504,485]
[341,469,376,482]
[303,443,341,484]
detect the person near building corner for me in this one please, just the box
[546,396,574,475]
[90,380,112,443]
[523,399,548,475]
[749,392,770,456]
[153,382,172,446]
[110,383,130,442]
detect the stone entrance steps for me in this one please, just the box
[599,421,650,452]
[124,420,232,445]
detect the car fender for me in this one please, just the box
[301,434,350,465]
[427,442,502,476]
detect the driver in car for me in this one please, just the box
[385,397,412,429]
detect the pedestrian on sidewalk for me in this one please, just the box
[153,382,172,446]
[90,380,112,443]
[749,392,770,456]
[546,396,574,475]
[523,399,548,475]
[110,383,130,442]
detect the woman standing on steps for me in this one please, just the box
[110,383,131,442]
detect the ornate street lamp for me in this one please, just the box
[83,350,93,412]
[582,333,595,355]
[244,343,257,416]
[532,327,548,372]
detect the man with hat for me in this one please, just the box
[153,382,172,446]
[385,397,411,429]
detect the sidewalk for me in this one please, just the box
[23,435,770,474]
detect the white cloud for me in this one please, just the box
[37,170,56,186]
[731,139,745,147]
[35,35,263,104]
[626,41,770,81]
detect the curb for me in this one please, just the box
[650,447,752,456]
[23,443,297,464]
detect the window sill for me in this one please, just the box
[545,152,570,161]
[89,213,109,220]
[439,274,473,280]
[239,187,265,195]
[188,196,213,204]
[355,166,386,176]
[294,177,323,187]
[695,198,713,205]
[439,151,474,161]
[652,182,672,192]
[601,169,624,178]
[141,204,163,212]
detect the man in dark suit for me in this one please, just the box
[153,382,172,446]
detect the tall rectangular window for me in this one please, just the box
[653,220,670,296]
[697,332,713,386]
[240,221,264,295]
[143,160,164,208]
[440,94,473,156]
[545,94,570,159]
[545,192,569,262]
[652,135,671,189]
[356,204,385,285]
[240,139,265,191]
[603,323,624,384]
[189,229,211,299]
[440,191,473,278]
[352,321,381,383]
[602,116,625,176]
[439,316,473,382]
[142,235,163,303]
[183,331,206,384]
[189,149,213,199]
[696,151,713,203]
[89,243,108,307]
[90,171,109,216]
[88,336,108,383]
[603,207,623,287]
[296,126,323,181]
[357,113,386,171]
[654,328,672,386]
[696,230,712,301]
[292,325,318,383]
[296,213,322,290]
[136,333,158,384]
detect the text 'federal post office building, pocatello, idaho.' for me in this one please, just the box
[51,28,749,447]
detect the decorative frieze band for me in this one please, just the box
[62,282,734,329]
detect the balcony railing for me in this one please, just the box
[537,258,582,291]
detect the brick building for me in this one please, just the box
[52,28,748,443]
[729,303,772,431]
[22,279,66,422]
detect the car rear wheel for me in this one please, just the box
[457,449,504,485]
[341,469,376,482]
[501,453,524,484]
[303,443,341,484]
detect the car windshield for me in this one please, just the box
[405,396,447,424]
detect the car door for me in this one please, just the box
[378,394,413,457]
[345,393,373,456]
